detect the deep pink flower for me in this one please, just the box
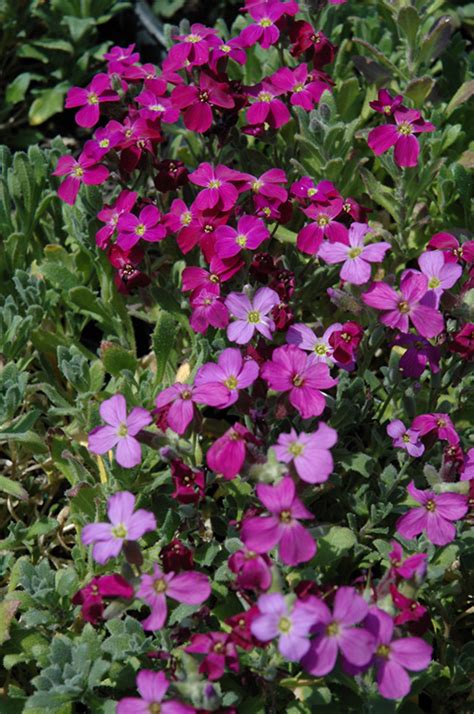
[411,413,459,445]
[72,574,134,625]
[136,90,180,123]
[364,607,431,700]
[166,23,219,69]
[171,460,206,504]
[154,159,189,192]
[328,321,364,367]
[362,273,444,339]
[369,88,404,116]
[108,244,150,294]
[427,232,474,264]
[104,43,140,73]
[271,64,330,110]
[215,215,270,258]
[416,250,462,306]
[289,23,337,68]
[244,169,288,203]
[251,593,320,661]
[396,481,468,546]
[88,394,152,468]
[449,323,474,360]
[386,420,424,457]
[96,190,138,248]
[82,491,156,565]
[286,323,341,366]
[227,606,263,650]
[390,585,428,626]
[188,163,245,211]
[182,256,243,297]
[392,333,441,378]
[290,177,337,204]
[239,2,286,49]
[228,548,272,591]
[246,82,291,129]
[318,223,391,284]
[117,205,166,250]
[241,476,316,566]
[53,152,109,205]
[155,382,229,434]
[65,73,119,128]
[273,423,337,483]
[137,563,210,631]
[185,632,239,681]
[261,344,338,419]
[297,199,347,254]
[210,37,247,68]
[225,288,280,344]
[206,422,255,479]
[171,73,234,132]
[368,109,435,168]
[117,670,195,714]
[195,348,259,407]
[461,448,474,481]
[189,289,230,334]
[301,587,375,676]
[388,542,427,580]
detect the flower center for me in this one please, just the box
[398,122,413,136]
[428,277,441,289]
[252,179,263,192]
[258,91,273,103]
[150,104,165,113]
[236,234,248,247]
[288,442,304,457]
[117,422,129,437]
[307,188,318,197]
[326,621,340,637]
[90,584,99,596]
[148,703,161,714]
[317,215,329,227]
[182,211,192,225]
[88,92,99,105]
[208,179,221,189]
[377,644,391,659]
[410,602,418,611]
[278,616,292,633]
[73,166,84,177]
[294,83,305,92]
[314,343,328,355]
[224,375,238,390]
[99,139,110,148]
[210,273,220,283]
[112,523,128,539]
[280,510,292,524]
[220,44,231,53]
[199,91,209,102]
[343,202,351,212]
[292,373,304,387]
[259,18,273,27]
[204,224,214,233]
[185,34,201,43]
[181,390,192,400]
[348,247,362,259]
[402,434,411,443]
[311,33,321,44]
[153,578,167,594]
[247,310,261,324]
[437,418,446,428]
[213,642,224,653]
[383,106,392,115]
[425,500,436,512]
[398,300,410,314]
[135,223,146,236]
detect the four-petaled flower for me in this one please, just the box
[225,288,280,344]
[396,481,468,546]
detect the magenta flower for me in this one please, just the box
[188,163,244,211]
[416,250,462,306]
[428,232,474,264]
[189,289,229,335]
[239,2,286,49]
[291,177,337,204]
[461,448,474,481]
[246,83,291,129]
[182,255,243,296]
[96,190,138,249]
[296,199,348,255]
[167,23,219,69]
[206,422,255,479]
[82,491,156,565]
[273,423,337,483]
[396,481,468,546]
[261,344,338,419]
[318,223,391,285]
[241,476,316,566]
[368,109,435,168]
[286,322,342,366]
[369,88,404,116]
[135,90,180,123]
[228,548,272,591]
[171,74,234,133]
[137,563,210,631]
[225,288,279,344]
[117,670,195,714]
[244,168,288,203]
[251,593,319,661]
[215,215,270,258]
[88,394,152,468]
[388,541,427,580]
[301,587,375,676]
[72,574,134,625]
[271,63,329,110]
[210,37,247,68]
[411,413,459,445]
[185,632,239,681]
[53,152,109,205]
[65,73,119,128]
[386,420,424,457]
[117,205,166,250]
[364,607,432,700]
[155,382,230,435]
[195,348,259,407]
[362,273,444,339]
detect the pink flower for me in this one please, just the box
[135,90,180,123]
[88,394,152,468]
[364,607,431,700]
[386,420,424,457]
[241,476,316,566]
[228,549,272,591]
[244,168,288,203]
[72,574,134,625]
[117,670,195,714]
[206,423,255,479]
[390,585,428,625]
[416,250,462,306]
[82,491,156,565]
[239,2,286,49]
[155,382,230,435]
[261,344,338,419]
[246,82,291,129]
[301,587,375,675]
[368,109,435,168]
[271,63,330,110]
[195,348,259,407]
[411,413,459,445]
[290,177,337,204]
[117,205,166,250]
[369,88,404,116]
[171,73,234,132]
[296,199,348,255]
[166,23,219,69]
[396,481,468,546]
[225,288,280,344]
[137,563,211,631]
[286,323,341,366]
[318,223,391,285]
[273,423,337,483]
[388,542,427,580]
[215,215,270,258]
[461,448,474,481]
[182,255,243,296]
[210,37,247,68]
[362,273,444,339]
[96,190,138,248]
[65,73,119,128]
[427,232,474,264]
[188,163,244,211]
[189,289,230,334]
[104,43,140,72]
[185,632,239,681]
[251,593,319,661]
[53,152,109,205]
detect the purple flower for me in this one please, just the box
[65,73,119,128]
[215,215,270,258]
[273,423,337,483]
[411,413,459,445]
[301,587,375,676]
[261,344,338,419]
[225,288,280,344]
[82,491,156,565]
[368,109,435,168]
[392,333,440,379]
[88,394,152,468]
[461,448,474,481]
[388,541,427,580]
[53,152,109,206]
[396,481,468,546]
[286,322,342,366]
[364,607,432,700]
[117,205,166,250]
[250,593,319,661]
[155,382,230,435]
[318,223,391,285]
[362,273,444,339]
[417,250,462,306]
[386,420,424,457]
[195,348,259,407]
[117,670,195,714]
[241,476,316,566]
[137,563,211,631]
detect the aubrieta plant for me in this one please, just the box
[1,0,473,712]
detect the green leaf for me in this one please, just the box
[0,599,20,644]
[397,6,420,49]
[28,86,67,126]
[0,475,28,501]
[6,73,33,105]
[152,311,177,383]
[359,167,400,222]
[102,344,138,377]
[405,76,435,105]
[446,80,474,116]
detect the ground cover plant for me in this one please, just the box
[0,0,473,712]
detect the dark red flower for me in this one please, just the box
[171,459,206,504]
[448,323,474,360]
[72,575,134,625]
[154,159,189,193]
[161,539,195,572]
